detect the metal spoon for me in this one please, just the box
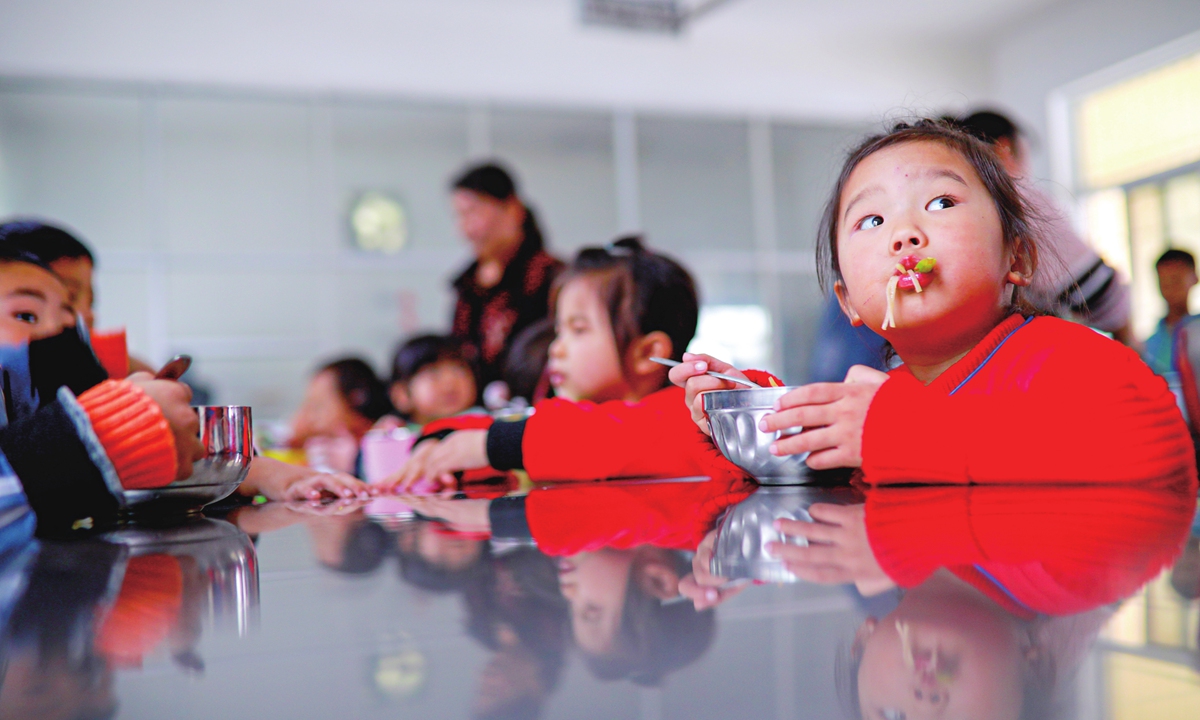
[155,354,192,381]
[649,356,761,388]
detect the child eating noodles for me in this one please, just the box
[674,119,1194,484]
[383,236,778,491]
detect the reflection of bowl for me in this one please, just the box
[123,406,253,515]
[703,388,809,483]
[710,486,860,582]
[102,517,259,636]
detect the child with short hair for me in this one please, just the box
[1144,248,1198,376]
[388,334,478,428]
[384,236,778,491]
[0,243,205,531]
[674,119,1194,484]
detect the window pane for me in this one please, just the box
[1164,172,1200,252]
[1083,187,1131,280]
[1077,52,1200,189]
[1128,184,1167,338]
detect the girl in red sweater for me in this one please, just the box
[674,120,1195,484]
[383,236,775,491]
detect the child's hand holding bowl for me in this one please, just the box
[760,365,889,469]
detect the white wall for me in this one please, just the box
[0,79,857,418]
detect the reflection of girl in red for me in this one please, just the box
[689,475,1197,719]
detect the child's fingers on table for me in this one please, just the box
[803,447,857,470]
[760,404,834,434]
[806,503,861,526]
[775,517,841,544]
[771,426,837,456]
[765,541,839,565]
[774,383,845,411]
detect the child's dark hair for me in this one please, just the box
[504,318,555,402]
[554,235,699,363]
[0,219,95,266]
[816,119,1042,313]
[390,334,473,385]
[1157,248,1196,271]
[580,550,715,686]
[955,110,1022,154]
[319,357,394,422]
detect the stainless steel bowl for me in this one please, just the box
[703,387,809,483]
[123,405,253,515]
[710,485,861,582]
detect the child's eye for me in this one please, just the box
[855,215,883,231]
[926,196,955,211]
[13,311,37,325]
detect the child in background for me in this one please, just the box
[290,358,393,475]
[1143,248,1198,376]
[674,119,1193,484]
[0,244,206,530]
[388,334,478,429]
[383,236,779,491]
[502,318,555,406]
[0,219,157,376]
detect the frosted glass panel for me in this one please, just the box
[491,108,617,254]
[638,116,753,253]
[330,102,469,253]
[772,123,864,251]
[1128,184,1167,338]
[160,97,316,253]
[0,90,147,250]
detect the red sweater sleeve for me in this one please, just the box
[521,387,743,482]
[862,317,1195,484]
[525,477,756,556]
[864,478,1196,614]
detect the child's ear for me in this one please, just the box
[834,281,865,327]
[1007,239,1036,287]
[389,382,412,414]
[852,617,878,656]
[635,558,682,600]
[627,331,674,376]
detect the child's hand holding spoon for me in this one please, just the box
[663,353,758,437]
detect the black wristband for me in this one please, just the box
[488,495,530,539]
[486,419,527,471]
[413,428,456,450]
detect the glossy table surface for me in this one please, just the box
[1,475,1197,720]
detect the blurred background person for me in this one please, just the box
[449,163,563,404]
[954,110,1135,345]
[1144,249,1198,376]
[290,357,394,475]
[388,333,479,429]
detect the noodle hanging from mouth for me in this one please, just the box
[883,275,900,330]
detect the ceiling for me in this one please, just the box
[0,0,1067,121]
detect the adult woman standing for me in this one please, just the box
[449,163,563,399]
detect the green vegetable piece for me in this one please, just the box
[914,258,936,274]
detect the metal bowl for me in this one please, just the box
[710,485,861,582]
[703,387,809,484]
[123,406,253,515]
